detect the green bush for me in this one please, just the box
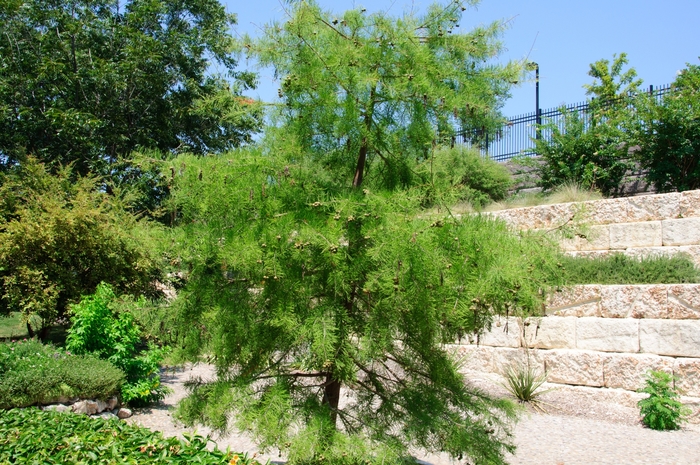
[0,407,264,464]
[419,146,513,207]
[0,339,123,408]
[634,64,700,192]
[558,253,699,285]
[499,363,551,413]
[66,283,169,407]
[530,109,632,196]
[638,370,690,431]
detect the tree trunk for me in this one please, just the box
[26,321,35,338]
[352,139,368,188]
[322,373,342,428]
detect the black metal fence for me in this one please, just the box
[454,84,673,162]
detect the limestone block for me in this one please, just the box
[538,202,580,230]
[546,285,601,317]
[674,358,700,397]
[602,353,674,391]
[559,225,610,252]
[667,284,700,319]
[609,221,662,249]
[576,318,640,353]
[523,316,576,350]
[662,217,700,246]
[448,345,493,373]
[627,192,682,222]
[479,316,522,348]
[543,349,605,387]
[639,319,700,357]
[680,190,700,218]
[600,285,668,319]
[490,347,545,375]
[581,198,630,225]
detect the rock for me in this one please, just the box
[576,317,639,353]
[673,358,700,397]
[680,190,700,218]
[478,316,522,348]
[43,404,70,413]
[72,400,99,415]
[667,284,700,319]
[543,349,605,387]
[523,316,576,350]
[639,319,700,357]
[609,221,662,249]
[600,285,668,319]
[602,353,674,391]
[626,192,682,222]
[94,412,118,420]
[662,217,700,246]
[95,399,109,413]
[117,408,132,419]
[106,397,119,411]
[546,285,601,318]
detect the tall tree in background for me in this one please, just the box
[251,0,520,189]
[0,0,261,176]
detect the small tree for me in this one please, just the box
[0,159,160,338]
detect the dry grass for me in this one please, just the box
[482,182,603,212]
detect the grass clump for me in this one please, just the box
[559,253,699,285]
[638,370,690,431]
[500,363,552,413]
[482,182,603,213]
[0,407,264,464]
[0,339,123,408]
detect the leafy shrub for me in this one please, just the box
[558,253,699,285]
[530,109,633,196]
[637,370,690,430]
[0,158,161,339]
[67,283,169,407]
[634,64,700,192]
[0,407,264,464]
[420,146,513,207]
[0,339,123,408]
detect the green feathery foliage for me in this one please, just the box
[166,148,562,465]
[249,0,522,190]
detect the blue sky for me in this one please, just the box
[223,0,700,119]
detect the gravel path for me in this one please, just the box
[127,364,700,465]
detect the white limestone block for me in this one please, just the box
[674,358,700,397]
[523,316,576,350]
[667,284,700,319]
[576,317,640,353]
[600,285,669,319]
[639,319,700,357]
[544,349,605,387]
[479,316,522,348]
[609,221,662,249]
[662,217,700,246]
[546,285,601,318]
[626,192,682,222]
[602,353,674,391]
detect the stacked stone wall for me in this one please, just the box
[460,190,700,395]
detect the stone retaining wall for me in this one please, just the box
[487,189,700,266]
[463,190,700,395]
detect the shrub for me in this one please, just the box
[66,283,169,407]
[0,407,264,464]
[0,339,123,408]
[634,64,700,192]
[558,253,699,285]
[637,370,690,430]
[420,146,513,208]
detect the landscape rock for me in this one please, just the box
[609,221,662,249]
[581,198,630,225]
[523,316,576,350]
[673,358,700,397]
[490,347,545,375]
[544,349,605,387]
[72,400,99,415]
[666,284,700,319]
[546,285,601,318]
[576,317,639,353]
[559,225,610,252]
[107,396,119,411]
[626,192,682,222]
[478,316,522,348]
[602,353,674,391]
[600,285,668,319]
[662,217,700,246]
[43,404,70,413]
[639,319,700,357]
[680,190,700,217]
[94,412,118,420]
[117,408,133,419]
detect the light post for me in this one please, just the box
[527,61,541,140]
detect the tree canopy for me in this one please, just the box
[251,0,521,189]
[0,0,261,176]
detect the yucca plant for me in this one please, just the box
[500,363,552,413]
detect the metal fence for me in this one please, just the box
[454,84,673,162]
